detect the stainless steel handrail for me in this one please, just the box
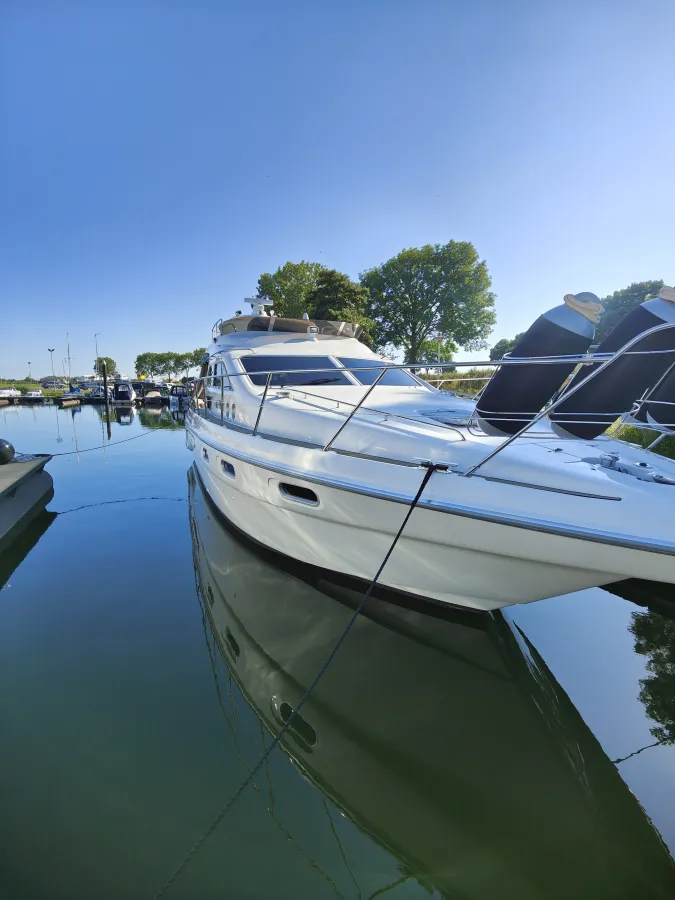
[322,367,387,452]
[252,373,272,437]
[463,320,675,477]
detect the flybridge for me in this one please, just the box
[212,299,363,342]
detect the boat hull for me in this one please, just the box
[189,427,673,610]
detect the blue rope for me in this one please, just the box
[151,462,441,899]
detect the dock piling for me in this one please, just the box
[101,361,112,439]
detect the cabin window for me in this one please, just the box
[337,358,422,387]
[209,357,232,390]
[241,356,350,387]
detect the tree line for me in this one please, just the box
[134,349,206,381]
[255,240,496,363]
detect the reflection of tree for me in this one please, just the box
[137,407,184,430]
[630,610,675,744]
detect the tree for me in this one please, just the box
[94,356,117,376]
[360,241,496,363]
[595,280,664,343]
[135,349,206,380]
[135,352,161,379]
[153,352,182,380]
[489,333,525,360]
[257,261,325,318]
[190,348,206,370]
[305,269,375,343]
[412,337,457,368]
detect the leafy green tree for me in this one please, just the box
[168,352,187,380]
[412,337,457,367]
[152,352,177,380]
[305,269,375,343]
[360,241,496,363]
[94,356,117,376]
[630,607,675,744]
[489,333,525,360]
[257,261,325,318]
[135,352,160,378]
[191,348,206,370]
[595,280,664,343]
[136,349,206,380]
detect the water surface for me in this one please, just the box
[1,404,674,899]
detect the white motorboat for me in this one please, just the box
[0,388,21,399]
[24,390,45,403]
[186,295,675,611]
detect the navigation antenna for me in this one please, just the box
[245,297,274,317]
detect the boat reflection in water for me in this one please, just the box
[0,507,56,590]
[188,465,675,899]
[114,405,136,426]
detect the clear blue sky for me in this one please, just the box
[2,0,674,378]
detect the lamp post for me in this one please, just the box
[94,333,100,377]
[48,348,55,381]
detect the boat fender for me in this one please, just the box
[630,287,675,431]
[550,286,675,439]
[0,439,15,465]
[475,292,602,436]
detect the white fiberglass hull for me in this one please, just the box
[188,420,675,610]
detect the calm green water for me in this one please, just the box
[1,403,675,899]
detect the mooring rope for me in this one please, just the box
[50,422,182,456]
[56,497,187,515]
[151,461,444,899]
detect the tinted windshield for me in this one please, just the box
[241,356,351,387]
[337,358,421,386]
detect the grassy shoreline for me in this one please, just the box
[1,380,63,397]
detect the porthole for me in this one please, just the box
[279,483,318,505]
[221,459,235,478]
[202,447,209,461]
